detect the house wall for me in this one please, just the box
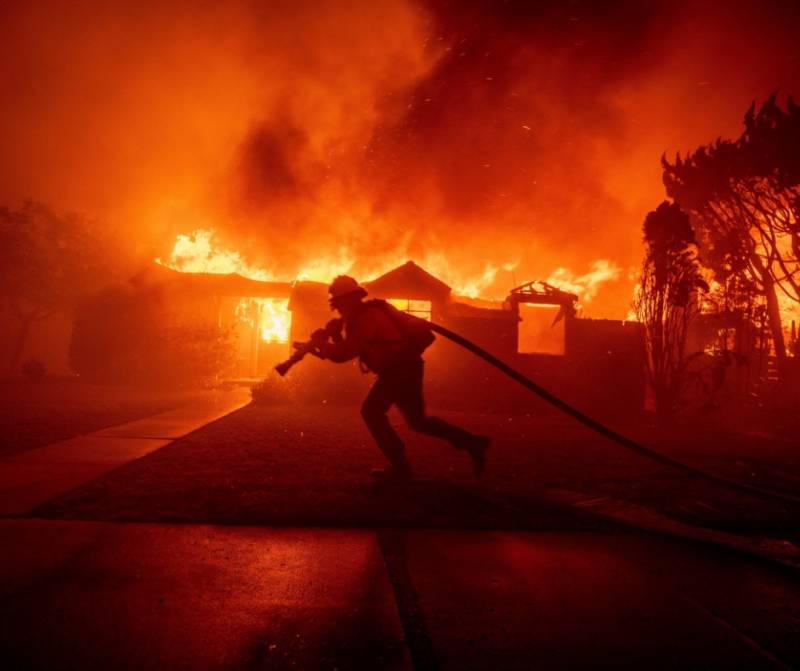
[564,318,646,414]
[441,313,518,356]
[282,276,646,416]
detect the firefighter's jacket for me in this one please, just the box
[319,303,411,374]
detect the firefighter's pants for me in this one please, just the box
[361,357,475,465]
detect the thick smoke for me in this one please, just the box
[2,0,800,315]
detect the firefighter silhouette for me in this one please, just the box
[308,275,490,481]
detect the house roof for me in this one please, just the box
[132,263,292,298]
[132,259,456,305]
[288,281,329,312]
[365,261,451,301]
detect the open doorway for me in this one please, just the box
[226,297,292,377]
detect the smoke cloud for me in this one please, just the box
[2,0,800,315]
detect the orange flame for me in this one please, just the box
[159,230,291,342]
[259,298,292,343]
[157,229,622,334]
[156,229,274,281]
[546,260,621,307]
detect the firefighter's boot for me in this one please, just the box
[461,434,490,478]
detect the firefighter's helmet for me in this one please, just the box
[328,275,368,302]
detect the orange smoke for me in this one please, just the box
[3,1,800,320]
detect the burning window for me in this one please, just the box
[388,298,432,321]
[259,298,291,343]
[236,297,291,343]
[517,304,565,355]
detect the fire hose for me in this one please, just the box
[276,321,800,507]
[275,319,343,377]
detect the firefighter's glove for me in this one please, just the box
[303,328,328,358]
[310,328,328,345]
[324,318,344,342]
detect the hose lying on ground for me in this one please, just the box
[428,321,800,508]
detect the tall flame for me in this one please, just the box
[157,229,622,338]
[546,260,621,307]
[156,228,525,298]
[158,229,273,281]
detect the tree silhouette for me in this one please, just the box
[633,201,707,423]
[0,202,114,375]
[662,93,800,379]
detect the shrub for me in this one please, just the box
[70,285,235,387]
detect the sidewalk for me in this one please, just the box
[0,388,250,516]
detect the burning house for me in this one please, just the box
[100,256,643,412]
[132,263,293,379]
